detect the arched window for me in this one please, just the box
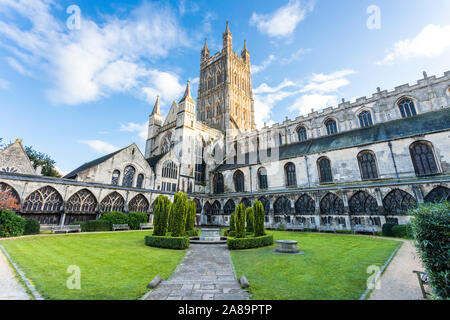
[204,202,212,215]
[234,170,244,192]
[320,193,344,215]
[409,141,439,176]
[424,186,450,203]
[294,194,315,215]
[122,166,136,187]
[213,173,224,194]
[241,198,251,208]
[358,151,379,180]
[100,192,125,213]
[285,162,297,187]
[162,161,178,179]
[258,167,268,190]
[325,119,338,135]
[128,194,149,213]
[22,186,63,213]
[194,199,202,214]
[111,170,120,185]
[195,138,206,183]
[358,111,373,128]
[274,196,291,215]
[297,126,307,141]
[258,196,270,215]
[136,174,144,189]
[348,191,378,215]
[398,98,417,118]
[382,189,417,215]
[318,157,333,183]
[212,201,221,215]
[66,189,97,213]
[224,199,235,215]
[0,182,20,209]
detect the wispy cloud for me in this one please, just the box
[250,0,314,38]
[377,24,450,65]
[120,122,148,140]
[79,140,118,154]
[280,48,311,64]
[251,54,276,74]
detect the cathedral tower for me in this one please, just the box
[197,22,255,134]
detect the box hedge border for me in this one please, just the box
[145,235,189,250]
[227,234,274,250]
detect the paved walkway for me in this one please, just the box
[369,240,425,300]
[145,244,248,300]
[0,249,30,300]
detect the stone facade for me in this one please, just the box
[0,140,36,175]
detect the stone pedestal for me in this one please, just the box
[275,240,300,253]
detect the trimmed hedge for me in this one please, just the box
[391,224,413,239]
[23,218,40,235]
[410,201,450,299]
[145,235,189,250]
[227,234,274,250]
[128,212,148,230]
[72,220,111,232]
[0,210,25,237]
[185,229,200,237]
[153,195,171,236]
[100,211,128,225]
[381,223,395,237]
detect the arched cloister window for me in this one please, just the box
[410,141,439,176]
[194,199,202,214]
[212,201,221,215]
[358,151,379,180]
[241,198,251,208]
[128,194,149,213]
[22,186,63,213]
[297,126,307,142]
[318,157,333,183]
[320,193,344,215]
[285,162,297,187]
[258,196,270,215]
[273,196,291,215]
[66,189,97,213]
[258,167,268,190]
[382,189,417,215]
[348,191,378,215]
[325,119,338,135]
[122,165,136,187]
[398,97,417,118]
[424,186,450,203]
[111,170,120,185]
[234,170,245,192]
[162,161,178,179]
[358,111,373,128]
[136,174,144,189]
[224,199,235,215]
[204,202,212,215]
[213,173,224,194]
[0,182,20,208]
[294,194,315,215]
[100,192,125,213]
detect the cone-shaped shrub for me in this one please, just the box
[253,200,265,237]
[229,212,236,231]
[171,192,188,237]
[153,195,171,236]
[185,199,196,231]
[235,203,246,238]
[245,207,254,233]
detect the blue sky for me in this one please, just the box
[1,0,449,174]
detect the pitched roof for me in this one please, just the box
[64,147,125,179]
[146,152,167,170]
[214,108,450,172]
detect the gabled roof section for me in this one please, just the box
[163,101,178,126]
[214,108,450,172]
[0,139,36,175]
[146,152,168,170]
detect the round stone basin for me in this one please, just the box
[275,240,300,253]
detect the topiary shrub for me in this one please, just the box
[100,211,128,225]
[152,195,171,236]
[245,207,254,234]
[145,235,189,250]
[391,223,414,239]
[171,192,187,237]
[253,200,265,237]
[227,234,274,250]
[23,218,40,235]
[229,213,236,232]
[0,210,25,237]
[235,203,246,238]
[128,212,149,230]
[410,201,450,299]
[185,229,200,237]
[382,223,395,237]
[185,200,196,232]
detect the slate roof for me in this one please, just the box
[64,147,126,179]
[146,152,167,170]
[214,108,450,172]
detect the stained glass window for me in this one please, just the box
[398,98,417,118]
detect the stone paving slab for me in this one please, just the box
[145,244,248,300]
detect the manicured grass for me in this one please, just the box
[230,231,401,300]
[1,231,186,300]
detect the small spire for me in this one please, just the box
[151,96,160,115]
[179,80,192,103]
[225,21,230,35]
[243,40,248,51]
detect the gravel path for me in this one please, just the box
[145,244,248,300]
[369,240,425,300]
[0,249,30,300]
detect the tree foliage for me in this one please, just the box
[235,203,246,238]
[253,200,266,237]
[245,207,254,233]
[153,195,171,236]
[25,146,61,177]
[0,190,21,211]
[185,199,196,231]
[170,192,187,237]
[229,212,236,231]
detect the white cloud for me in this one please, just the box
[120,122,148,140]
[6,56,32,76]
[251,54,276,74]
[253,79,297,94]
[280,48,310,64]
[377,24,450,65]
[141,70,185,106]
[288,94,339,115]
[0,78,10,90]
[249,0,314,37]
[0,1,190,105]
[309,69,357,83]
[79,140,118,154]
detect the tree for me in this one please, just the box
[185,199,196,231]
[0,190,20,211]
[253,200,265,237]
[171,192,187,237]
[153,195,171,236]
[229,212,236,232]
[235,203,246,238]
[245,207,254,233]
[24,146,61,177]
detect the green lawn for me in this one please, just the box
[1,231,186,300]
[230,231,401,300]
